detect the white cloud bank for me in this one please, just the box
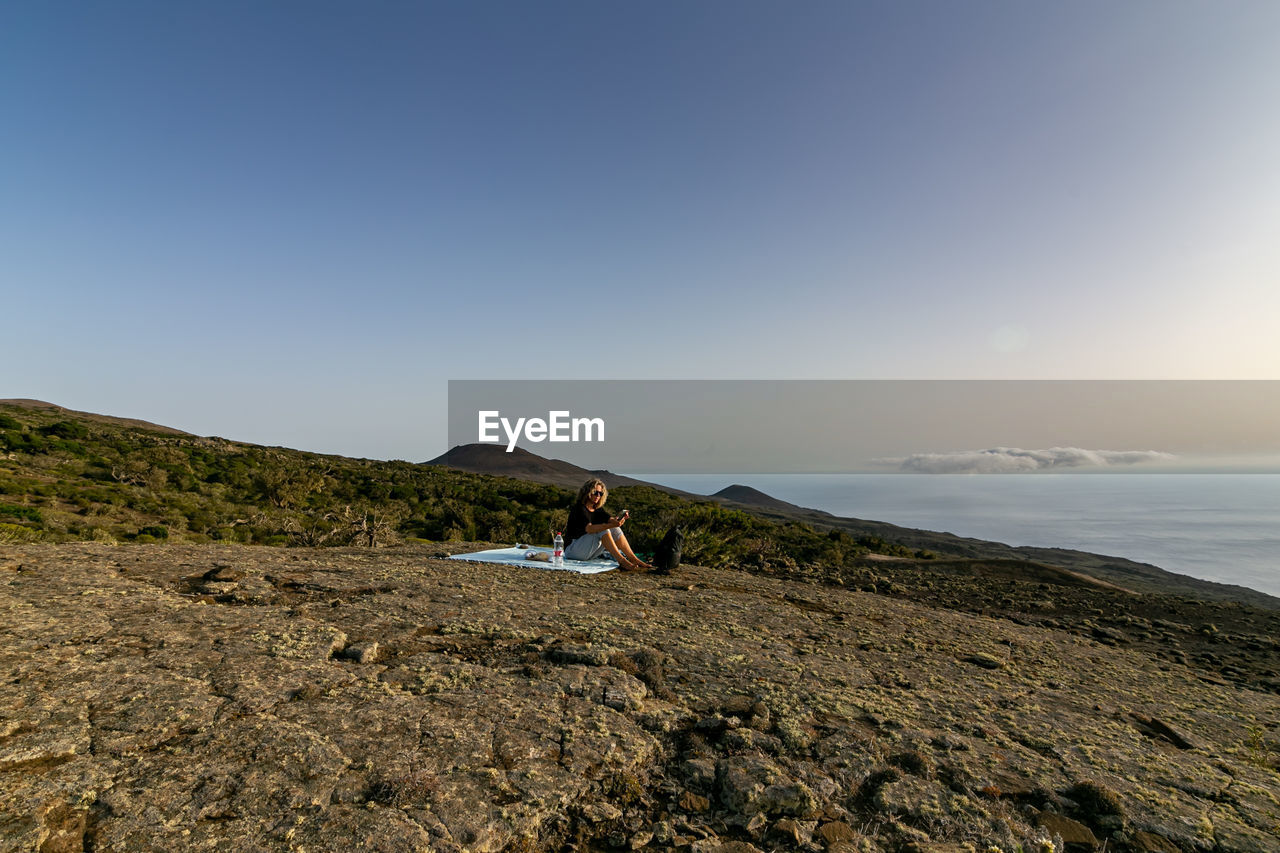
[883,447,1177,474]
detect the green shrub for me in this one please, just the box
[46,439,91,457]
[0,415,21,430]
[88,527,118,544]
[39,420,89,440]
[137,525,169,539]
[0,523,41,543]
[389,484,418,502]
[184,509,219,534]
[0,503,42,524]
[1,430,46,454]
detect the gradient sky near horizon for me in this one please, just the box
[4,2,1279,461]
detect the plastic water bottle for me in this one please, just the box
[553,532,564,567]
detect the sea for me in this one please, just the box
[632,473,1280,600]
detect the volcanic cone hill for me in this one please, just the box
[711,485,819,515]
[428,444,669,493]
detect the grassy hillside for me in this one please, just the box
[0,401,928,570]
[9,398,1277,614]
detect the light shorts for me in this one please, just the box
[564,528,619,561]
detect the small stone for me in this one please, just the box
[1034,812,1098,852]
[1129,830,1181,853]
[718,755,818,816]
[602,687,631,711]
[679,791,711,812]
[549,642,612,666]
[721,728,783,755]
[963,653,1004,670]
[1091,626,1124,643]
[1127,713,1198,750]
[771,818,812,846]
[650,821,674,844]
[582,802,623,823]
[695,715,730,737]
[341,641,379,664]
[629,830,654,849]
[681,758,717,791]
[819,821,858,844]
[201,566,243,582]
[766,783,818,817]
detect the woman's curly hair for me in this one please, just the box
[575,478,608,508]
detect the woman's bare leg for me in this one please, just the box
[602,529,646,571]
[613,529,654,568]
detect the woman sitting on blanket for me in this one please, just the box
[563,478,653,571]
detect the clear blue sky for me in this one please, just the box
[4,1,1278,460]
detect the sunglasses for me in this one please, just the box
[590,490,603,497]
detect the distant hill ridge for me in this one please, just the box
[427,446,817,512]
[711,484,822,515]
[0,399,191,436]
[426,444,655,492]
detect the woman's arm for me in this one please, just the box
[584,507,623,534]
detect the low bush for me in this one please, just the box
[39,420,89,440]
[1,431,46,454]
[0,523,41,543]
[0,503,42,524]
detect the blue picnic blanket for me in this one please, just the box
[446,546,617,574]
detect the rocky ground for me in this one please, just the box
[798,557,1280,697]
[2,543,1278,853]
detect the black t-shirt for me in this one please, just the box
[565,503,610,545]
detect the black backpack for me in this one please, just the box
[652,526,684,574]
